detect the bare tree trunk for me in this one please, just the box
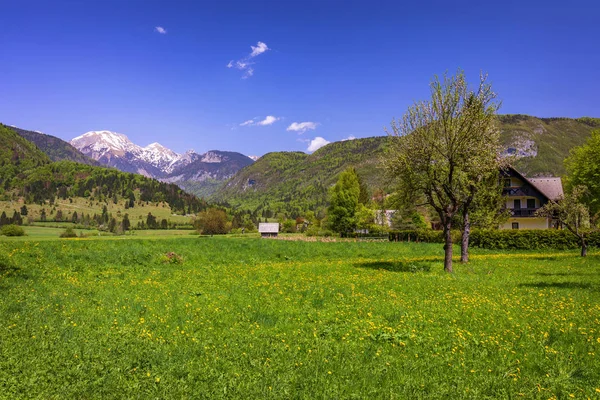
[581,238,587,257]
[443,217,453,273]
[461,209,470,263]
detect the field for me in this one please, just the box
[1,236,599,399]
[0,197,192,225]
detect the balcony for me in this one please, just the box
[510,208,539,217]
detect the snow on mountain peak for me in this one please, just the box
[70,130,141,157]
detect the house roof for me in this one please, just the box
[528,178,564,201]
[503,166,564,202]
[258,223,279,233]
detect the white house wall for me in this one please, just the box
[500,217,550,230]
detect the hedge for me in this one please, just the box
[389,229,600,250]
[470,229,600,250]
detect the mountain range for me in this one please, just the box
[69,131,254,196]
[5,115,600,212]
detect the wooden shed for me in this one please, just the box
[258,223,279,238]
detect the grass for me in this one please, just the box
[0,197,192,225]
[0,237,599,399]
[0,226,198,241]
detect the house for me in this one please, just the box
[500,167,563,230]
[258,222,279,238]
[375,210,396,227]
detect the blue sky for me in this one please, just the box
[1,0,599,156]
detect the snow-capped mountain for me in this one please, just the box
[71,131,142,159]
[70,131,196,176]
[140,142,181,173]
[69,130,254,196]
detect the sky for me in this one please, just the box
[1,0,599,156]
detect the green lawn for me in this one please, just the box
[0,238,598,399]
[0,225,199,241]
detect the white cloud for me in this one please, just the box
[342,135,356,141]
[250,41,269,57]
[287,121,318,134]
[242,67,254,79]
[240,115,280,126]
[257,115,280,126]
[155,26,167,34]
[228,41,270,78]
[307,137,330,152]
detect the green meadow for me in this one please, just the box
[1,236,599,399]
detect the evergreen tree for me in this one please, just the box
[12,210,23,225]
[0,211,9,226]
[121,213,130,231]
[20,205,28,216]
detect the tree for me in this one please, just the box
[327,168,360,234]
[194,208,228,235]
[536,186,595,257]
[565,129,600,219]
[0,211,9,226]
[11,210,22,225]
[20,205,28,216]
[146,213,157,229]
[121,213,130,231]
[385,71,501,272]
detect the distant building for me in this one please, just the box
[500,167,563,230]
[375,210,396,227]
[258,223,279,238]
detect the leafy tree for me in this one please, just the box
[194,208,228,235]
[327,168,360,234]
[385,70,501,272]
[565,129,600,218]
[536,186,596,257]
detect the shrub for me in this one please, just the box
[470,229,600,250]
[389,230,446,243]
[59,227,78,238]
[389,229,600,250]
[1,224,26,237]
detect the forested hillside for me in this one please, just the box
[210,116,598,216]
[499,115,600,176]
[211,137,390,217]
[0,124,207,215]
[10,126,98,165]
[0,124,51,189]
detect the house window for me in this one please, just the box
[503,178,512,187]
[514,199,521,209]
[512,222,519,230]
[527,198,536,209]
